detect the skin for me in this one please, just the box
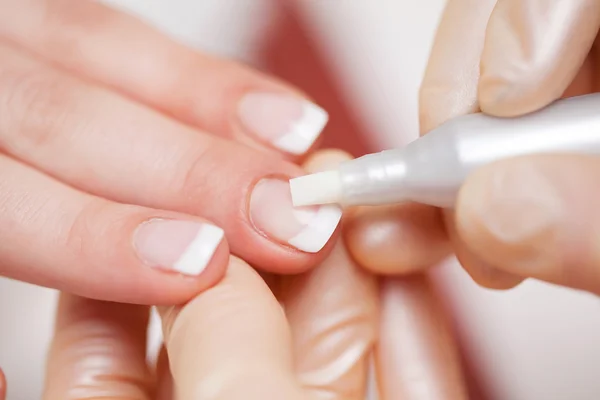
[0,0,345,305]
[39,150,467,400]
[0,2,467,397]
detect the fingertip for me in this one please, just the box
[344,204,451,275]
[240,148,352,275]
[454,244,525,290]
[143,234,230,306]
[104,214,232,306]
[160,256,302,400]
[247,176,342,263]
[478,0,600,117]
[236,92,328,156]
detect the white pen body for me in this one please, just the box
[338,93,600,208]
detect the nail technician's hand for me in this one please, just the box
[0,0,340,305]
[419,0,600,293]
[345,0,592,289]
[40,151,467,400]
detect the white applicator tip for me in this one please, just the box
[290,170,343,207]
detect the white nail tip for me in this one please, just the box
[173,224,224,276]
[287,205,342,253]
[274,102,329,155]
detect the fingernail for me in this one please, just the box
[134,219,224,276]
[458,162,563,269]
[237,92,328,155]
[250,178,341,253]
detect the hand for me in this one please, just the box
[0,0,343,305]
[348,0,600,293]
[418,0,600,293]
[37,151,467,400]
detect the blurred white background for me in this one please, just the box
[2,1,600,399]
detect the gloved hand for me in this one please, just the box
[348,0,600,294]
[423,0,600,293]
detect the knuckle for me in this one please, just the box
[169,56,241,128]
[64,199,124,263]
[178,140,224,206]
[39,0,116,61]
[0,67,73,152]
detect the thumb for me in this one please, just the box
[456,154,600,292]
[158,257,306,400]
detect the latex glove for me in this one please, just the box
[0,0,345,305]
[38,150,466,400]
[348,0,600,292]
[421,0,600,293]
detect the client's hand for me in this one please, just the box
[38,151,467,400]
[0,0,342,306]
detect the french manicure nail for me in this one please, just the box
[250,178,341,253]
[134,219,224,276]
[237,92,328,155]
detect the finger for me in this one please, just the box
[376,276,467,400]
[0,0,327,156]
[456,154,600,293]
[0,41,341,274]
[419,0,497,133]
[344,203,451,275]
[443,211,525,290]
[156,347,173,400]
[418,0,519,285]
[283,246,377,400]
[479,0,600,116]
[158,257,306,400]
[282,150,378,400]
[0,154,228,304]
[43,294,152,399]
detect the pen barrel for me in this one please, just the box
[339,93,600,208]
